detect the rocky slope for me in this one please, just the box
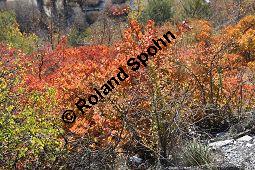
[0,0,128,34]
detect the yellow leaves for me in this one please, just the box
[6,105,14,112]
[222,15,255,58]
[247,62,255,69]
[18,147,28,158]
[106,135,115,143]
[0,77,7,89]
[237,29,255,51]
[237,15,255,32]
[89,143,97,149]
[0,11,38,53]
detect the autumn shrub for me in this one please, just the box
[21,37,130,168]
[24,37,127,151]
[0,45,65,169]
[224,15,255,61]
[156,16,255,133]
[110,20,194,165]
[0,90,65,169]
[0,11,38,53]
[20,15,255,168]
[23,19,184,167]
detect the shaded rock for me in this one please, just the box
[230,110,255,135]
[194,104,231,135]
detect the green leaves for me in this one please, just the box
[0,11,38,54]
[1,90,64,168]
[182,0,212,19]
[140,0,174,25]
[0,48,64,168]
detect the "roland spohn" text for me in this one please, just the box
[62,31,176,123]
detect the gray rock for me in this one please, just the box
[129,155,142,166]
[237,135,253,142]
[209,139,234,148]
[208,135,255,169]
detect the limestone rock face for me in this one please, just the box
[0,0,127,34]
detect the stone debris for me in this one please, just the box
[236,135,253,142]
[129,155,143,167]
[208,135,255,169]
[208,139,234,148]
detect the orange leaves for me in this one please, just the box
[23,37,129,143]
[188,19,212,42]
[220,54,242,68]
[20,17,255,150]
[130,19,143,39]
[24,74,47,90]
[121,20,157,52]
[236,15,255,33]
[25,44,116,94]
[238,29,255,52]
[223,15,255,60]
[243,84,255,91]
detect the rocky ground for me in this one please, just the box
[123,133,255,170]
[121,111,255,170]
[206,111,255,170]
[164,133,255,170]
[208,134,255,170]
